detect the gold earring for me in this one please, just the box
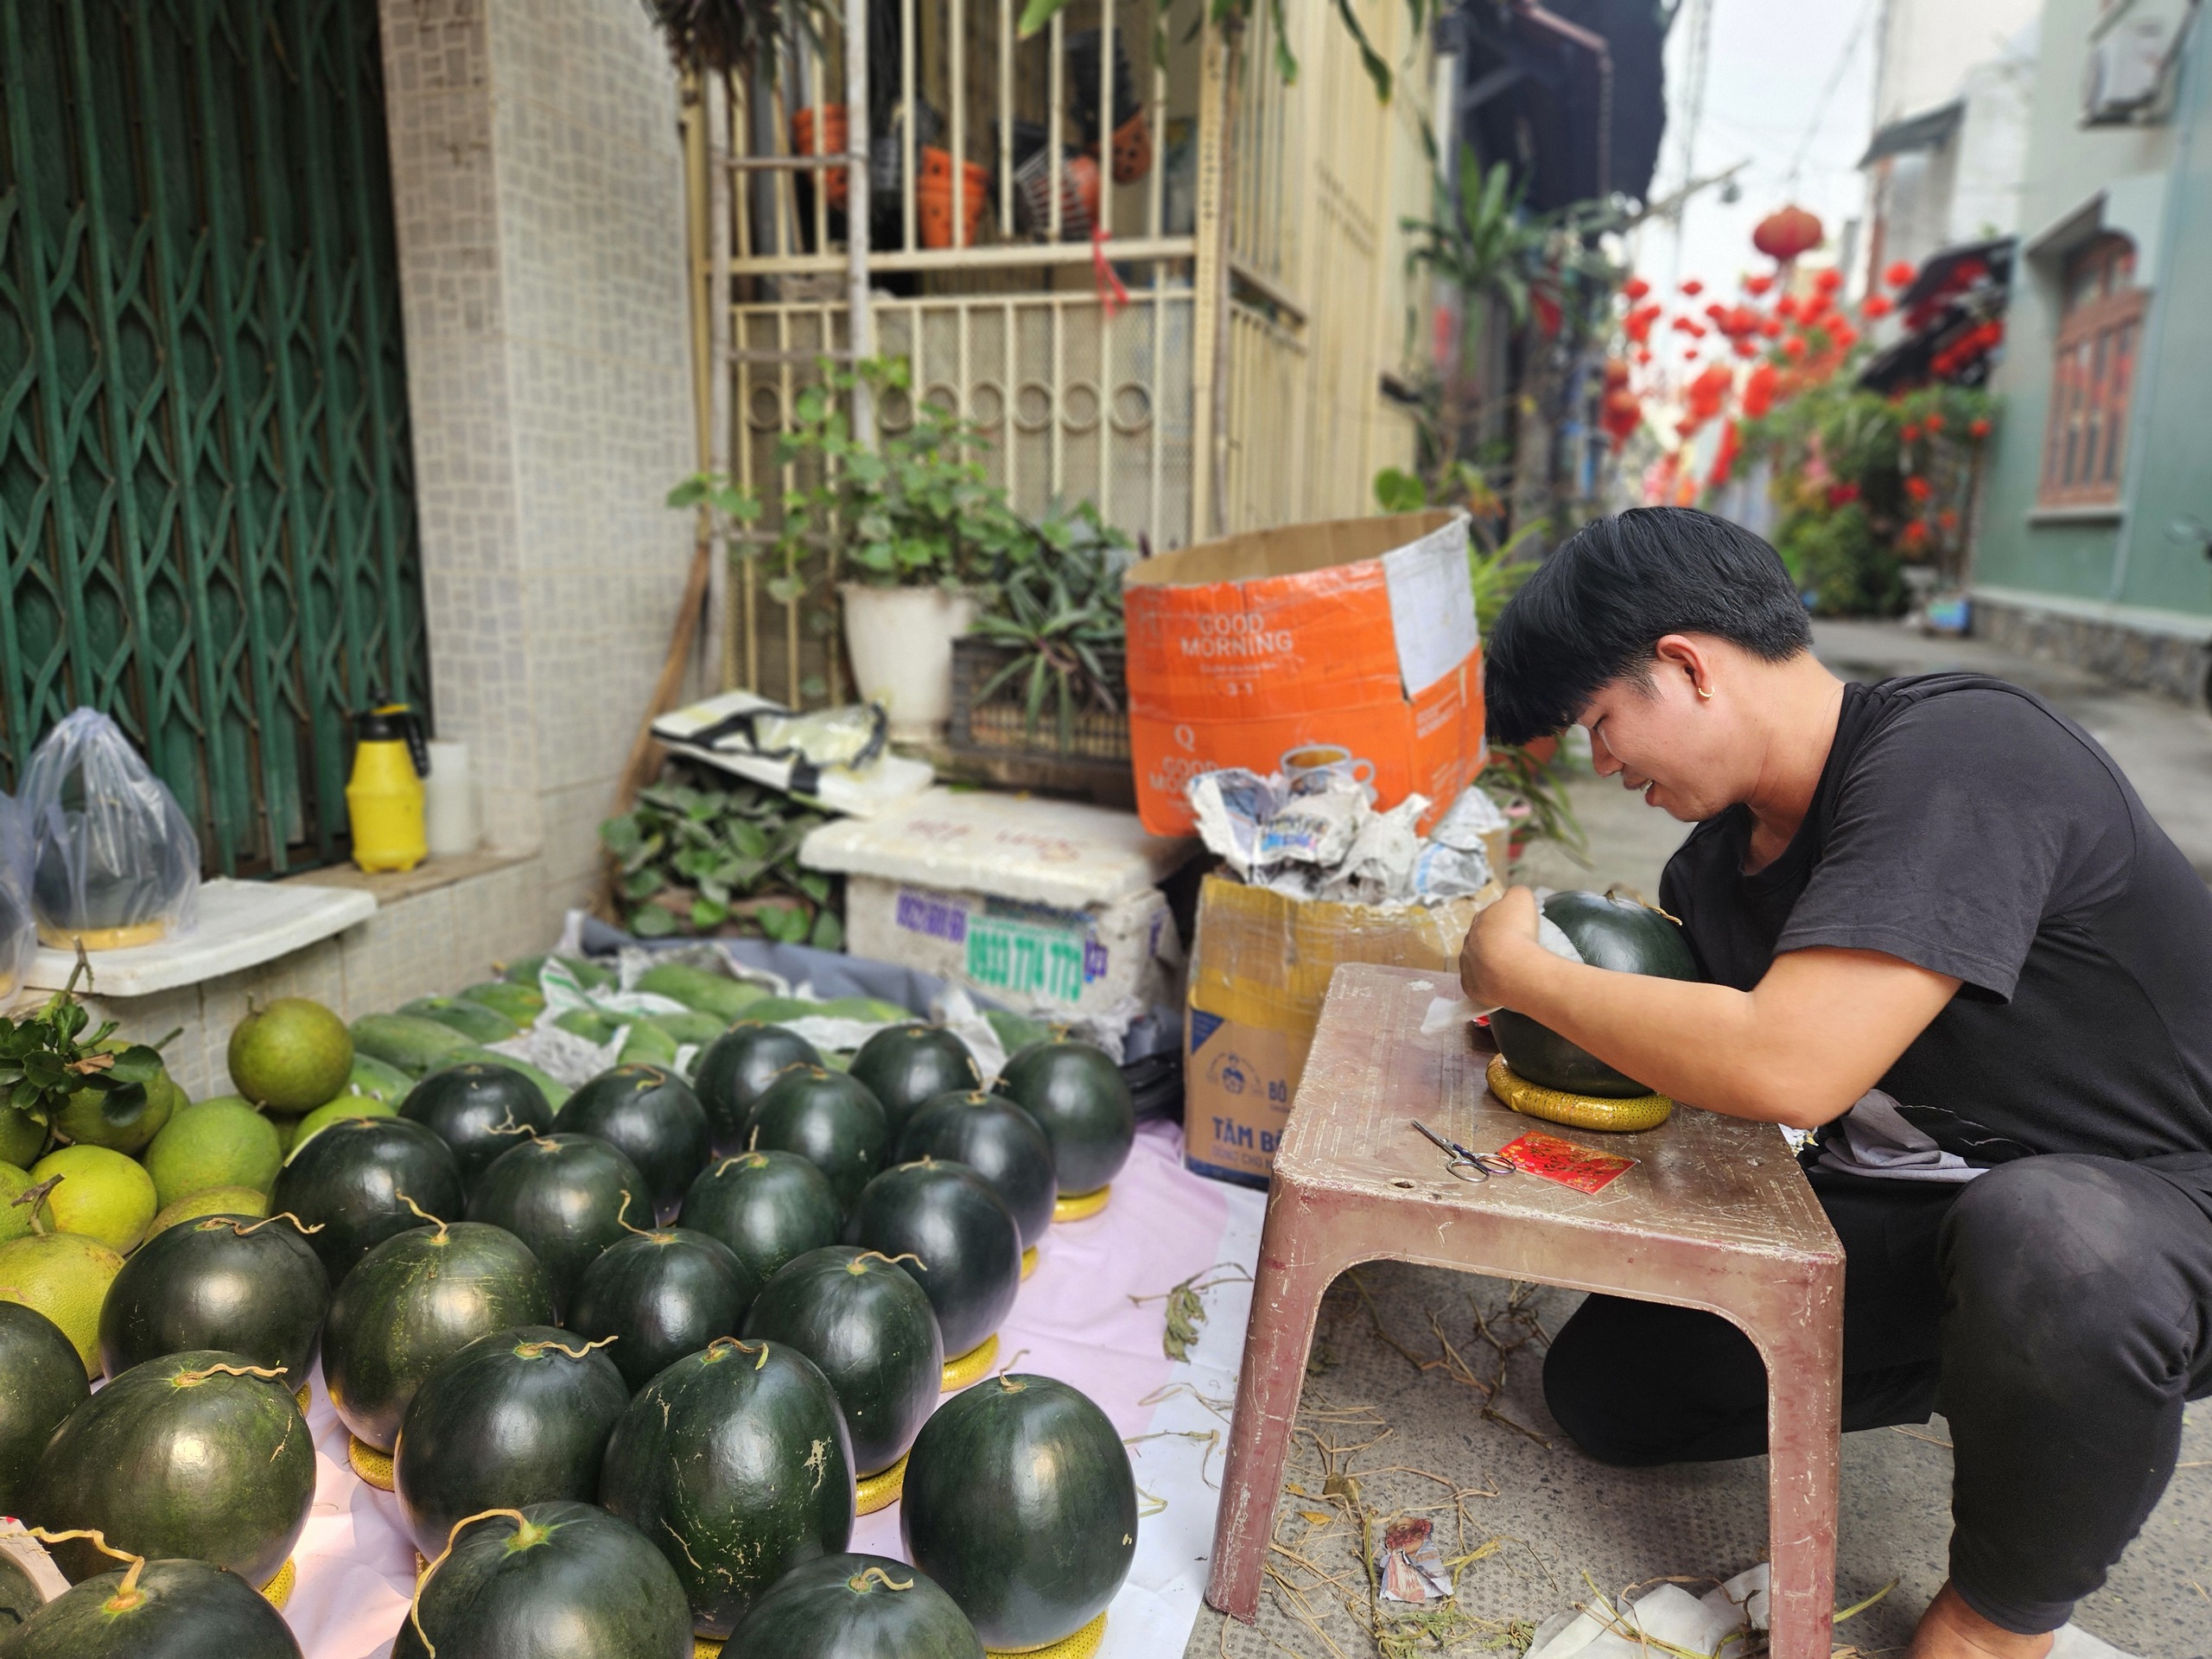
[1696,684,1713,700]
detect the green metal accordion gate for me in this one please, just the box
[0,0,425,876]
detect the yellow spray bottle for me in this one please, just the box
[346,702,429,873]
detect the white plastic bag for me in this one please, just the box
[0,791,33,996]
[22,709,199,950]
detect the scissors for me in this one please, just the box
[1411,1120,1518,1183]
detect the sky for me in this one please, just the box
[1630,0,1882,306]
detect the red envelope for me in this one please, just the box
[1497,1130,1637,1193]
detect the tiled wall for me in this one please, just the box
[75,859,554,1100]
[378,0,699,925]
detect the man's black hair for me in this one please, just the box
[1483,506,1811,745]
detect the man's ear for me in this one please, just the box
[1650,633,1718,700]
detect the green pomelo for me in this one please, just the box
[2,1557,304,1659]
[321,1219,554,1452]
[730,1552,983,1658]
[1488,889,1704,1097]
[269,1116,463,1283]
[677,1149,842,1285]
[228,997,354,1111]
[390,1502,689,1659]
[900,1374,1137,1650]
[467,1133,648,1316]
[393,1328,631,1562]
[997,1037,1135,1196]
[29,1347,315,1586]
[0,1231,124,1375]
[599,1338,855,1637]
[746,1067,888,1215]
[551,1065,712,1217]
[144,1098,283,1209]
[567,1229,758,1393]
[30,1145,156,1253]
[144,1185,270,1240]
[742,1246,941,1476]
[99,1212,327,1383]
[0,1162,54,1243]
[0,1300,91,1516]
[850,1160,1020,1359]
[53,1059,181,1154]
[0,1106,45,1169]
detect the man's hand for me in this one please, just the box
[1457,895,1961,1128]
[1458,885,1546,1007]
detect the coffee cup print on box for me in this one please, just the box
[1281,744,1377,802]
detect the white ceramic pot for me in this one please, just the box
[839,583,980,742]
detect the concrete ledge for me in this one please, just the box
[1970,588,2211,708]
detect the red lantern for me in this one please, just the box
[1624,276,1652,301]
[1968,417,1991,440]
[1781,335,1808,361]
[1862,294,1892,318]
[1813,267,1844,295]
[1681,278,1705,296]
[1744,273,1774,296]
[1741,362,1778,419]
[1601,387,1643,450]
[1885,260,1917,289]
[1905,475,1934,502]
[1752,205,1823,264]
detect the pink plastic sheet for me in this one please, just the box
[283,1121,1267,1657]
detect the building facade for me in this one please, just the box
[1970,0,2212,702]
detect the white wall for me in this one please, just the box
[1872,0,2044,128]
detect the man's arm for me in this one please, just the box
[1459,887,1960,1130]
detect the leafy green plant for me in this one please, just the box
[968,501,1135,752]
[0,957,165,1141]
[600,772,841,947]
[1017,0,1427,103]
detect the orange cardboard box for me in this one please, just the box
[1122,511,1487,836]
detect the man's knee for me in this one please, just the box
[1940,1157,2195,1390]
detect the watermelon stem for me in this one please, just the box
[847,1565,915,1594]
[26,1528,143,1607]
[173,1360,287,1389]
[514,1333,620,1363]
[229,1211,325,1237]
[411,1509,538,1656]
[849,1249,925,1274]
[395,1191,451,1237]
[703,1336,771,1370]
[613,1190,652,1236]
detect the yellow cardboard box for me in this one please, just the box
[1183,872,1497,1186]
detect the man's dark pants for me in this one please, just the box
[1542,1156,2212,1635]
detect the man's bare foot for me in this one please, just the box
[1904,1583,2056,1659]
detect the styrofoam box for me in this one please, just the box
[798,786,1194,910]
[843,875,1183,1017]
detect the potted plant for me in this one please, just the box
[774,358,1030,741]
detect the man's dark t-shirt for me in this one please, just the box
[1658,672,2212,1217]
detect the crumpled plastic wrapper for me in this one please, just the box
[1187,767,1503,910]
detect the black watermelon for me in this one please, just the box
[566,1229,759,1392]
[0,1550,39,1629]
[97,1213,328,1384]
[901,1373,1137,1650]
[730,1553,983,1658]
[393,1325,630,1561]
[742,1246,942,1476]
[28,1349,315,1587]
[1489,889,1702,1096]
[897,1091,1058,1249]
[677,1149,843,1284]
[849,1160,1020,1360]
[599,1337,855,1638]
[692,1025,821,1153]
[551,1065,712,1217]
[321,1220,554,1452]
[996,1038,1135,1196]
[466,1132,647,1314]
[398,1063,554,1185]
[391,1501,690,1659]
[847,1026,982,1145]
[270,1116,464,1283]
[747,1067,888,1213]
[0,1302,88,1517]
[1,1558,303,1659]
